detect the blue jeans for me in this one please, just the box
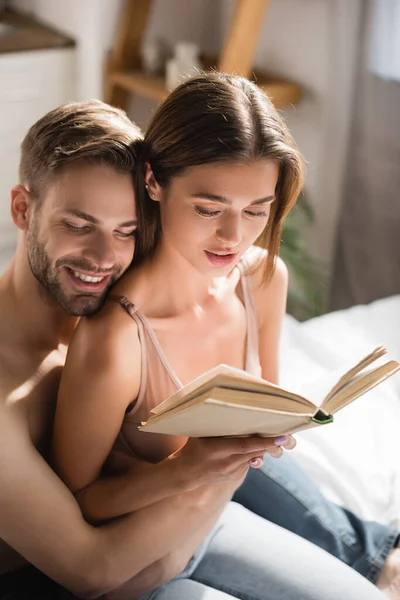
[233,452,399,584]
[142,452,399,600]
[144,502,387,600]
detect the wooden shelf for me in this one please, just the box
[256,74,302,108]
[105,0,302,111]
[110,70,168,103]
[109,69,301,109]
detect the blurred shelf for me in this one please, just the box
[105,0,302,111]
[257,75,302,108]
[0,8,75,54]
[109,69,302,108]
[110,70,168,103]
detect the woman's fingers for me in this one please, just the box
[282,435,297,450]
[180,433,297,485]
[266,447,283,459]
[249,456,264,468]
[247,434,296,465]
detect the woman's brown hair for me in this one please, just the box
[134,72,304,280]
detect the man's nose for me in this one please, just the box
[84,232,116,271]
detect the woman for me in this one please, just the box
[52,73,394,600]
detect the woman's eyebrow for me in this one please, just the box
[190,193,275,205]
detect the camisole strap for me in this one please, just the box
[236,255,261,375]
[107,294,148,411]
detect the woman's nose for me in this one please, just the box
[215,214,242,246]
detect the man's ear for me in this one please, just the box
[10,185,33,231]
[144,162,162,202]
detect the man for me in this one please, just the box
[0,100,282,599]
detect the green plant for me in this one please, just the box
[280,194,328,321]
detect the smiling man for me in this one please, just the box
[18,104,139,317]
[0,101,142,597]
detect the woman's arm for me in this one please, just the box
[252,254,289,385]
[251,254,296,456]
[52,302,281,523]
[52,302,197,522]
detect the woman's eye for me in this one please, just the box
[195,206,221,217]
[245,210,268,218]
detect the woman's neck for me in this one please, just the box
[126,242,239,318]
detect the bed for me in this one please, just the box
[280,296,400,530]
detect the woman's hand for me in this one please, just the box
[170,434,296,490]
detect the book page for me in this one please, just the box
[292,346,388,407]
[196,387,317,414]
[150,364,314,417]
[323,360,400,414]
[140,398,316,438]
[322,346,387,405]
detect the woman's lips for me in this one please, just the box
[204,250,238,267]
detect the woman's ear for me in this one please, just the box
[10,185,32,231]
[144,162,162,202]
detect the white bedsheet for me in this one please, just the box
[280,296,400,529]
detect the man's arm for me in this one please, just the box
[104,498,232,600]
[1,407,275,598]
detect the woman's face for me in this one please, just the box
[148,160,279,276]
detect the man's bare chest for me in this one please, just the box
[0,349,66,451]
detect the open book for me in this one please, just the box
[139,346,400,437]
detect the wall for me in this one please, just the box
[331,0,400,308]
[9,0,363,275]
[10,0,107,99]
[246,0,363,270]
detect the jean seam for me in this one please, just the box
[256,468,361,552]
[363,529,400,584]
[258,466,399,583]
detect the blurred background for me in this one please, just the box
[0,0,399,319]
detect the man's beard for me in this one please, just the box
[26,227,122,317]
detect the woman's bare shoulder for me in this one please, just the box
[244,247,288,328]
[242,246,287,288]
[68,296,141,375]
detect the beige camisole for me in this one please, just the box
[110,254,262,463]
